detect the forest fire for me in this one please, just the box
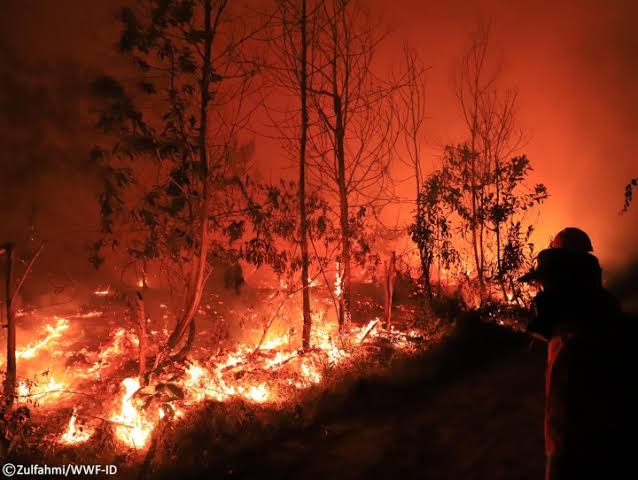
[2,0,635,477]
[16,318,69,360]
[110,378,154,449]
[60,408,92,445]
[4,300,432,453]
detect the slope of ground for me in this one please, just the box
[156,318,546,480]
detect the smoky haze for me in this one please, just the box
[1,0,636,301]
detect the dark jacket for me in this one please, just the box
[525,248,633,464]
[530,287,622,458]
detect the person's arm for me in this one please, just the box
[527,312,552,342]
[527,292,556,342]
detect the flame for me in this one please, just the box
[87,328,139,377]
[9,297,433,452]
[111,378,153,448]
[242,383,269,403]
[17,318,69,360]
[17,376,66,404]
[94,286,112,296]
[261,334,289,350]
[42,376,65,396]
[299,359,322,384]
[61,408,93,444]
[17,382,29,398]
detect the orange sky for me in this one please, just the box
[1,0,636,275]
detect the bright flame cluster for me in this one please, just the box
[110,378,154,448]
[17,309,426,452]
[17,318,69,360]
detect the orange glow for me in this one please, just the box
[16,318,69,360]
[9,303,432,452]
[61,408,93,444]
[94,287,112,296]
[110,378,153,448]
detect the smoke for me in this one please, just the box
[0,42,104,301]
[1,0,636,301]
[607,255,638,314]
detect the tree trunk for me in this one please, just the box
[494,160,507,299]
[333,51,350,331]
[164,0,215,355]
[299,0,312,351]
[469,135,485,303]
[384,251,397,330]
[133,291,147,385]
[3,244,15,403]
[337,179,351,331]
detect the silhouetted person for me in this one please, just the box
[520,228,630,479]
[224,261,244,295]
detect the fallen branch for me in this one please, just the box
[358,319,380,345]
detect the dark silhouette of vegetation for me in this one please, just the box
[409,23,547,306]
[412,146,546,304]
[622,177,637,212]
[306,0,399,331]
[89,0,279,369]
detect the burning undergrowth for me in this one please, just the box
[1,284,448,475]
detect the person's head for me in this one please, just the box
[519,228,601,293]
[549,227,593,253]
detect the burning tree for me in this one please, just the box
[89,0,274,372]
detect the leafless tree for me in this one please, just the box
[398,45,428,200]
[307,0,398,329]
[270,0,315,349]
[454,21,523,300]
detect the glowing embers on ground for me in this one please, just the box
[93,286,113,296]
[61,408,93,444]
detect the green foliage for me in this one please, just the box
[412,144,547,301]
[409,172,459,296]
[88,0,279,290]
